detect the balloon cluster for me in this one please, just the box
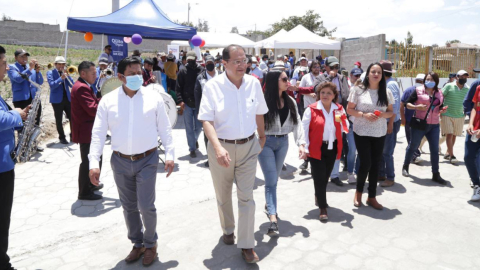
[83,32,144,45]
[188,35,205,49]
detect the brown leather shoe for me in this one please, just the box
[354,191,363,207]
[366,198,383,210]
[380,180,395,187]
[223,233,235,245]
[319,208,328,222]
[242,249,259,263]
[142,245,157,266]
[125,246,145,263]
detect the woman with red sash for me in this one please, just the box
[301,82,349,222]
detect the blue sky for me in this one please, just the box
[2,0,479,46]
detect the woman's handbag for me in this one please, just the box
[410,94,436,131]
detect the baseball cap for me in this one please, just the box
[326,56,339,66]
[251,57,258,63]
[299,57,307,61]
[350,68,362,76]
[415,74,425,80]
[354,61,361,68]
[54,56,66,64]
[448,73,457,78]
[473,68,480,73]
[98,57,109,65]
[14,49,30,57]
[186,51,196,60]
[457,70,469,76]
[205,55,215,63]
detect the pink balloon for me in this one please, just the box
[124,37,131,43]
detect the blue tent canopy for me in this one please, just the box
[67,0,196,40]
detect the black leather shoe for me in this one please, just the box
[189,151,197,158]
[432,172,448,185]
[331,177,343,186]
[59,138,69,144]
[78,194,103,200]
[92,183,104,191]
[196,141,199,149]
[204,161,209,167]
[299,160,308,170]
[36,146,44,152]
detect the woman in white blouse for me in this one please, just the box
[258,70,306,235]
[346,63,394,210]
[301,82,349,222]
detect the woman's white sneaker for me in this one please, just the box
[347,173,356,184]
[472,186,480,201]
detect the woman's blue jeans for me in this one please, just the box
[258,135,289,215]
[404,124,440,173]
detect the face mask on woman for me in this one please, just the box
[424,81,435,89]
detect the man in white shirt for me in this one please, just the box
[259,55,269,72]
[88,56,175,266]
[198,44,268,264]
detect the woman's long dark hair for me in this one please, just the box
[362,62,388,107]
[423,72,440,92]
[263,70,298,130]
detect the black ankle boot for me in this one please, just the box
[432,172,447,185]
[402,164,409,177]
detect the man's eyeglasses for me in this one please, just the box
[279,77,288,83]
[332,65,340,70]
[227,58,248,65]
[353,74,361,78]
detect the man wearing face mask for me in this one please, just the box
[47,56,74,144]
[194,55,222,167]
[441,70,470,164]
[71,61,103,201]
[176,51,204,158]
[249,57,263,79]
[93,57,110,97]
[88,56,174,266]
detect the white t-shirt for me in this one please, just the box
[299,73,318,108]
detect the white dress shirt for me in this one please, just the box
[88,86,175,169]
[299,73,317,108]
[198,72,268,140]
[302,102,348,153]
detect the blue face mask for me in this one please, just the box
[252,64,257,69]
[125,75,144,91]
[215,63,219,67]
[425,81,436,89]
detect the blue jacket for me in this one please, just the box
[463,79,480,116]
[47,69,72,104]
[0,97,23,173]
[8,62,44,102]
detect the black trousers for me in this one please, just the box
[310,142,337,209]
[79,143,102,197]
[13,97,41,126]
[51,96,71,140]
[354,133,386,198]
[0,169,14,270]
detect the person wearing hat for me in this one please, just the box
[194,55,222,167]
[377,60,402,188]
[176,51,204,158]
[292,57,309,79]
[164,53,178,91]
[441,70,470,163]
[0,45,30,270]
[400,74,425,165]
[462,68,480,118]
[156,52,167,71]
[250,56,263,79]
[132,49,143,64]
[443,73,457,87]
[92,57,110,96]
[354,61,362,70]
[7,49,44,150]
[142,58,156,86]
[98,45,114,66]
[259,55,269,72]
[47,56,74,144]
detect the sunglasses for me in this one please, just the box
[279,77,288,83]
[353,74,361,78]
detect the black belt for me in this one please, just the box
[267,134,288,138]
[219,134,255,144]
[114,147,156,161]
[322,140,337,145]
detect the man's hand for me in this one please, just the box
[29,59,37,70]
[14,108,27,120]
[387,123,393,134]
[401,118,406,126]
[178,102,185,115]
[415,104,428,111]
[215,146,231,168]
[259,136,266,150]
[164,160,174,177]
[151,75,156,83]
[89,168,101,186]
[299,145,307,159]
[308,93,316,99]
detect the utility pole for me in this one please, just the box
[112,0,119,12]
[188,2,198,25]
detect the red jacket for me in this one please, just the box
[308,102,348,160]
[71,78,100,144]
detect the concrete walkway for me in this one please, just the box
[9,117,480,270]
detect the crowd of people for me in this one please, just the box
[1,42,480,268]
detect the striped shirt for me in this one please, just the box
[442,82,469,118]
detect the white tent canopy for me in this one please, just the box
[254,29,288,48]
[171,32,256,48]
[256,25,341,50]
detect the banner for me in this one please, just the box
[167,45,180,60]
[108,35,128,63]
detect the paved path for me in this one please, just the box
[9,117,480,270]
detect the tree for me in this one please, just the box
[269,10,336,37]
[2,14,12,21]
[406,31,413,45]
[230,27,239,34]
[174,20,194,27]
[446,39,461,45]
[197,19,209,32]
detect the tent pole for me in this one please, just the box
[101,34,104,51]
[64,30,69,59]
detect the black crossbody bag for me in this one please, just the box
[410,94,436,131]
